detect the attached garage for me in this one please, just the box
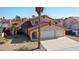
[40,30,65,40]
[28,24,65,41]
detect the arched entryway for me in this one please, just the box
[32,32,38,39]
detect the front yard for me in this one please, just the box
[0,35,45,51]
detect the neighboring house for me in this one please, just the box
[71,24,79,36]
[28,22,65,41]
[30,15,55,26]
[0,20,11,36]
[63,17,79,29]
[0,20,10,28]
[59,17,79,36]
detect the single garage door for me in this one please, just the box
[41,30,54,40]
[56,30,65,37]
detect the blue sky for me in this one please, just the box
[0,7,79,19]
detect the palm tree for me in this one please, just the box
[3,16,5,20]
[35,7,44,49]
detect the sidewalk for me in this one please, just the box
[41,36,79,51]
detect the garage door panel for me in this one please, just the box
[56,30,64,37]
[41,30,54,39]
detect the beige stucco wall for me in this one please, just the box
[28,29,39,41]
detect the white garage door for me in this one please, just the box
[56,30,64,37]
[41,30,54,39]
[41,30,64,40]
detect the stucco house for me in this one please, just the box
[63,17,79,29]
[0,20,11,36]
[28,22,65,41]
[59,17,79,36]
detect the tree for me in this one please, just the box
[3,16,5,20]
[11,23,21,35]
[35,7,44,49]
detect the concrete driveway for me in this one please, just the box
[41,36,79,51]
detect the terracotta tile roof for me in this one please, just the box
[28,23,65,32]
[28,22,49,32]
[31,15,54,22]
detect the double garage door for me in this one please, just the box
[40,30,65,40]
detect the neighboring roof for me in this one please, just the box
[28,22,65,32]
[65,17,79,24]
[21,21,33,28]
[0,20,10,23]
[70,17,79,21]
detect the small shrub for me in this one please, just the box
[0,37,7,44]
